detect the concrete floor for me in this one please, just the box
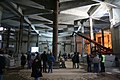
[3,60,120,80]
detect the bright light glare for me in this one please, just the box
[0,27,3,31]
[31,47,39,52]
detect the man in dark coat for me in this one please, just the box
[31,57,42,80]
[76,52,80,68]
[0,49,6,80]
[21,53,27,68]
[87,54,92,72]
[72,52,77,68]
[41,51,48,73]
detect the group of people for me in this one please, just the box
[72,52,80,69]
[21,51,55,80]
[87,52,106,73]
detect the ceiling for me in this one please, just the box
[0,0,119,37]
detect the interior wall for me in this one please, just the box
[111,8,120,58]
[111,27,120,57]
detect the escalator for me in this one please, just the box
[73,31,113,54]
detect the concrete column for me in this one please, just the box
[109,8,120,57]
[6,28,10,53]
[89,17,94,53]
[1,28,5,48]
[0,6,2,26]
[70,39,73,52]
[73,35,77,52]
[90,17,94,40]
[0,6,3,48]
[36,34,39,47]
[101,29,104,46]
[27,24,31,52]
[52,0,58,59]
[81,23,85,57]
[63,43,66,53]
[94,33,96,51]
[18,16,24,54]
[16,16,24,67]
[74,21,78,52]
[15,30,18,54]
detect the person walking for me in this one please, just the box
[92,53,100,73]
[99,54,106,72]
[0,49,6,80]
[20,53,27,68]
[76,52,80,68]
[72,52,77,68]
[27,52,32,69]
[31,57,42,80]
[47,52,55,73]
[41,51,48,73]
[87,54,92,72]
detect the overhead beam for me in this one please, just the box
[23,8,53,16]
[12,0,45,9]
[60,0,99,11]
[4,0,40,34]
[31,0,55,10]
[87,4,101,16]
[0,2,20,17]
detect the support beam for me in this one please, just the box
[101,29,104,46]
[61,0,99,11]
[0,6,3,26]
[81,23,85,57]
[18,16,24,54]
[6,28,10,53]
[27,24,31,52]
[74,20,78,52]
[63,43,66,53]
[0,6,3,49]
[90,17,94,53]
[36,34,39,47]
[4,1,39,35]
[90,17,94,40]
[52,0,59,60]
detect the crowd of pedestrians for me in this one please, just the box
[0,48,119,80]
[86,52,106,73]
[23,51,55,80]
[72,52,80,69]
